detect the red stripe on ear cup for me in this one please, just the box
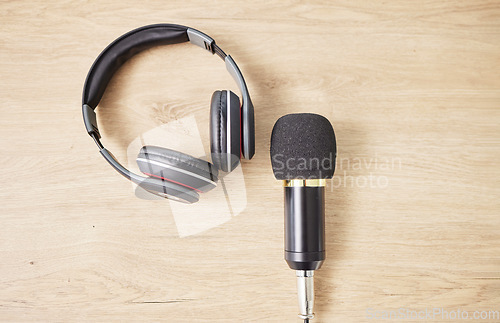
[143,172,203,193]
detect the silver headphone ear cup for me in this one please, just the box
[210,90,241,172]
[137,146,218,193]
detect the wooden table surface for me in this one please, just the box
[1,1,499,322]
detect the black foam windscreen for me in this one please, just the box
[270,113,336,180]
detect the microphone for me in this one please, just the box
[270,113,336,322]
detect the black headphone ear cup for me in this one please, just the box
[210,90,241,172]
[137,146,218,193]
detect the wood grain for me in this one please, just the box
[0,1,499,322]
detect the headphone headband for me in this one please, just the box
[83,24,189,108]
[82,24,255,192]
[82,23,254,157]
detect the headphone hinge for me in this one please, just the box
[82,104,101,138]
[187,28,215,54]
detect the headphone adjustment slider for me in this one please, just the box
[187,28,215,54]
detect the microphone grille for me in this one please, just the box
[270,113,336,180]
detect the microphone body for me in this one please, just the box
[284,180,325,271]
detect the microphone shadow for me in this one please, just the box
[315,121,365,320]
[242,52,364,319]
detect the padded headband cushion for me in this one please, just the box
[136,146,218,193]
[83,24,189,108]
[210,90,241,172]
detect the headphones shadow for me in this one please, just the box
[94,46,261,235]
[97,45,276,203]
[96,53,199,159]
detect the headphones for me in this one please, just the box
[82,24,255,204]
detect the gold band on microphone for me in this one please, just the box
[283,179,326,187]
